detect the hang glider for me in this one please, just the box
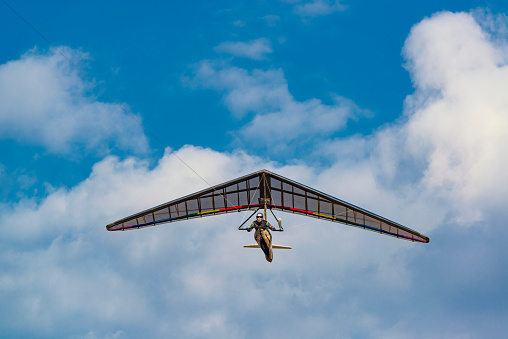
[106,169,430,244]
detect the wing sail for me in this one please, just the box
[106,172,266,231]
[263,172,429,243]
[106,169,430,243]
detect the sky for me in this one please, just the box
[1,0,508,338]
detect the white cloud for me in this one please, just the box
[240,95,360,149]
[0,47,149,155]
[188,61,289,118]
[299,11,508,229]
[189,61,363,153]
[214,38,273,60]
[395,11,508,220]
[313,10,508,225]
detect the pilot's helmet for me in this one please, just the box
[256,213,263,219]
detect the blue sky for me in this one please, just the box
[2,0,508,338]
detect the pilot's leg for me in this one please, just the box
[254,228,261,245]
[261,229,273,262]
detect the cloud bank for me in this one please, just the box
[0,146,428,338]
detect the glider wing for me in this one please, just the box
[106,171,268,231]
[262,171,429,243]
[106,170,429,243]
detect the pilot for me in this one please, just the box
[247,213,275,262]
[247,213,275,232]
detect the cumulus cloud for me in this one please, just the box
[314,10,508,225]
[188,61,289,118]
[390,11,508,221]
[189,61,363,153]
[0,146,435,338]
[1,136,506,337]
[214,38,273,60]
[0,47,149,155]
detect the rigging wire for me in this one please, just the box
[265,175,284,229]
[238,177,262,227]
[1,0,243,223]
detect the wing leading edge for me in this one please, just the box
[106,169,429,243]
